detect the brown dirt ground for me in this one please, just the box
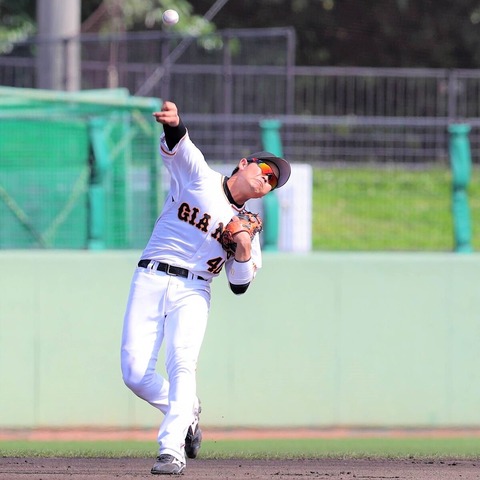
[0,457,479,479]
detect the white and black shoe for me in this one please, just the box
[151,454,186,475]
[185,402,202,459]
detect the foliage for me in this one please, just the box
[312,166,480,251]
[0,0,35,53]
[191,0,480,68]
[92,0,214,35]
[3,0,480,67]
[0,0,214,39]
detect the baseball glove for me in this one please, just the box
[220,211,263,256]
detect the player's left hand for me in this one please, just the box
[220,211,263,257]
[153,101,180,127]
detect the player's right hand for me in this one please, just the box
[152,101,180,127]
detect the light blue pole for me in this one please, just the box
[260,119,282,252]
[448,123,473,253]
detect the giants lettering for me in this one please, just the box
[210,223,224,241]
[177,202,211,233]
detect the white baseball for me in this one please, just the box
[162,9,179,25]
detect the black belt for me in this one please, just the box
[138,259,206,281]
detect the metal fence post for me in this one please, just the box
[87,117,109,250]
[260,119,282,252]
[448,123,473,253]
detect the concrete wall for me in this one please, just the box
[0,251,478,429]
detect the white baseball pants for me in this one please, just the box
[121,266,210,462]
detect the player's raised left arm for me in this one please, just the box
[153,100,180,126]
[153,100,186,150]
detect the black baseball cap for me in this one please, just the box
[245,151,291,189]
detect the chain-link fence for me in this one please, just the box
[0,29,479,251]
[2,29,480,161]
[0,88,162,249]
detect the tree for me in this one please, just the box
[80,0,214,36]
[0,0,35,53]
[190,0,480,68]
[3,0,480,68]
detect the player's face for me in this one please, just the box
[243,160,279,197]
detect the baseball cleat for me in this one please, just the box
[151,454,185,475]
[185,402,202,459]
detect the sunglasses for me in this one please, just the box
[247,159,278,190]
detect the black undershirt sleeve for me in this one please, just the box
[163,118,187,150]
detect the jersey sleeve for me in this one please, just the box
[160,130,210,200]
[250,234,262,270]
[225,233,262,293]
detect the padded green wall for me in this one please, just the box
[0,251,478,428]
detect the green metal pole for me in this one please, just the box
[150,99,163,227]
[87,117,109,250]
[448,123,473,253]
[260,119,282,252]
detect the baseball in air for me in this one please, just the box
[162,9,179,25]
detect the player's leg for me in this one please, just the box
[185,396,202,459]
[121,269,170,413]
[155,278,210,466]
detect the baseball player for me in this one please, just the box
[120,100,291,475]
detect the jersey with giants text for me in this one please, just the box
[140,131,262,281]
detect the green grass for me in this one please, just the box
[312,165,480,251]
[204,438,480,459]
[1,437,479,459]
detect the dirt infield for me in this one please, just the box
[1,457,479,479]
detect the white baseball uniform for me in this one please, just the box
[121,129,262,464]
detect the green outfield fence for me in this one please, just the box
[0,87,162,249]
